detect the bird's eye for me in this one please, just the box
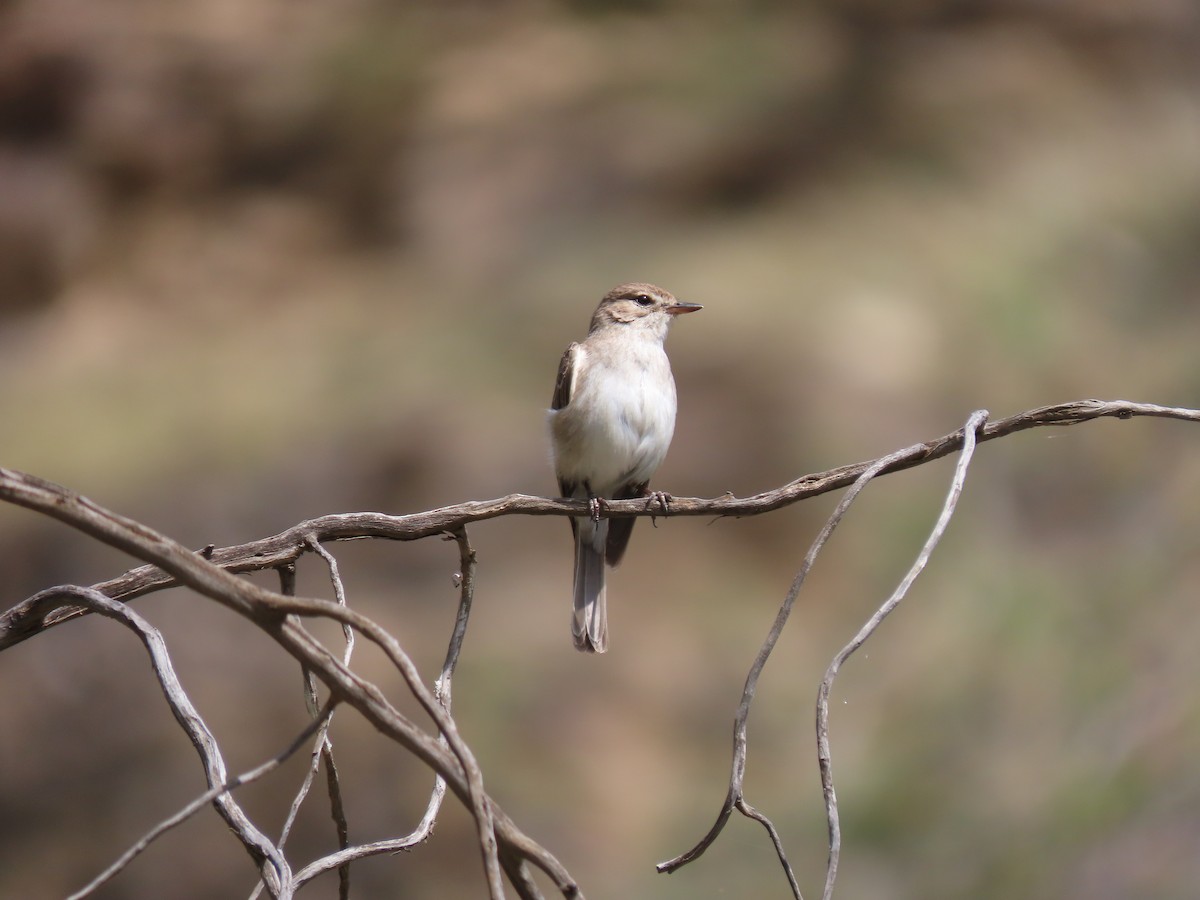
[633,294,654,307]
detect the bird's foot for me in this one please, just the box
[645,490,673,526]
[588,495,608,523]
[646,490,673,513]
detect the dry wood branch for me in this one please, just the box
[656,411,984,888]
[287,530,483,892]
[659,411,986,897]
[815,411,985,899]
[2,399,1194,651]
[43,586,293,899]
[249,539,356,900]
[2,398,1196,899]
[0,472,579,899]
[74,694,335,900]
[306,541,353,900]
[416,529,478,841]
[737,797,803,900]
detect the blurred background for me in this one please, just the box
[1,1,1198,897]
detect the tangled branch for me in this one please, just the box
[1,398,1196,898]
[5,399,1192,651]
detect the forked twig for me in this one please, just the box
[816,410,986,898]
[46,586,294,900]
[658,410,989,898]
[248,539,357,900]
[73,695,335,900]
[288,529,481,891]
[656,430,945,887]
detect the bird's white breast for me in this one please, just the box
[549,331,677,497]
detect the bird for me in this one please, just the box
[548,282,701,652]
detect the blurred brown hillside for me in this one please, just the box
[1,2,1198,898]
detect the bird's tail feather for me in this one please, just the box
[572,521,608,653]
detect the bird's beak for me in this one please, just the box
[665,302,703,315]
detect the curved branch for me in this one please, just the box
[288,529,484,892]
[658,409,988,897]
[0,472,578,898]
[46,586,293,899]
[815,410,984,899]
[1,398,1196,898]
[657,411,988,886]
[1,399,1194,650]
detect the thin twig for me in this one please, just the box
[736,798,803,900]
[437,527,505,897]
[74,696,334,900]
[295,530,484,895]
[657,431,927,885]
[816,410,987,899]
[411,529,479,845]
[659,411,989,897]
[251,539,355,900]
[47,586,294,900]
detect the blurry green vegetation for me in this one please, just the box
[1,1,1198,898]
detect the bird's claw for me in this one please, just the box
[646,490,673,514]
[646,490,673,527]
[588,496,607,522]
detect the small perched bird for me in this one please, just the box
[549,283,701,652]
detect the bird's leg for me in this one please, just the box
[585,483,608,523]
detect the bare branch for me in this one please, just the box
[736,798,803,900]
[0,473,579,898]
[75,696,334,900]
[3,399,1193,650]
[3,398,1195,899]
[253,538,355,900]
[285,529,483,891]
[412,529,478,843]
[317,698,352,889]
[657,423,936,884]
[659,410,989,896]
[816,410,986,899]
[45,586,293,899]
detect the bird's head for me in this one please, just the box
[589,283,702,334]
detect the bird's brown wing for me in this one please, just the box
[550,342,580,412]
[552,343,581,538]
[605,481,648,566]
